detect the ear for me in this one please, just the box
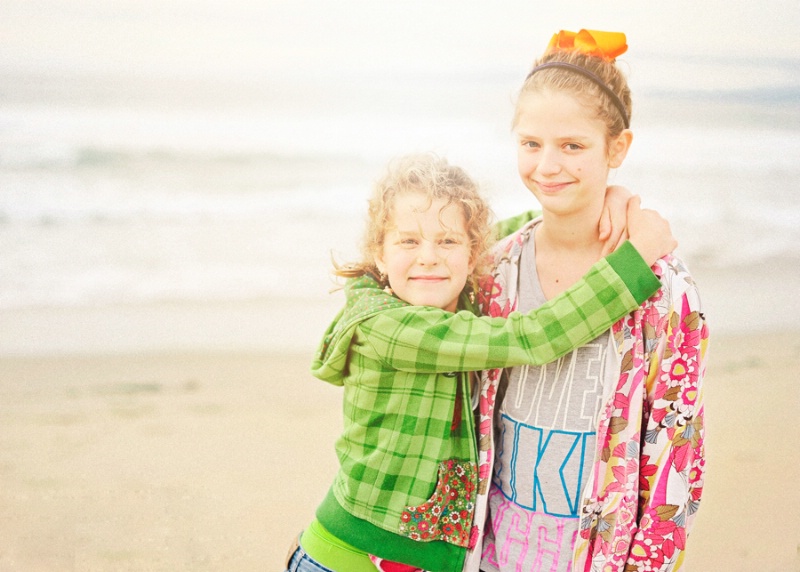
[608,129,633,169]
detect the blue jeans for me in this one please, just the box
[284,546,335,572]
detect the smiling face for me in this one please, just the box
[376,192,474,313]
[514,89,630,219]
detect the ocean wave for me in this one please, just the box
[0,185,370,225]
[2,70,799,313]
[0,141,372,173]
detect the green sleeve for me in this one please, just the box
[363,241,660,372]
[605,240,661,304]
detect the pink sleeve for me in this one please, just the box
[627,287,709,570]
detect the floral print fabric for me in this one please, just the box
[475,222,709,572]
[400,459,478,548]
[576,259,708,572]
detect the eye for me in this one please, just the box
[399,238,418,246]
[523,141,540,149]
[441,237,460,246]
[564,143,582,151]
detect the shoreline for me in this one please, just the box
[2,251,800,358]
[1,331,799,570]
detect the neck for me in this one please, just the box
[532,207,605,300]
[536,207,603,256]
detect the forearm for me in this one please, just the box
[505,241,659,365]
[368,241,660,372]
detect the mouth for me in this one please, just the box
[535,180,572,194]
[409,276,449,283]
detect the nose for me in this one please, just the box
[417,240,439,265]
[537,146,561,176]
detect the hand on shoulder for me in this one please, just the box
[626,196,677,266]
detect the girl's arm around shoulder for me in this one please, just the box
[360,242,661,375]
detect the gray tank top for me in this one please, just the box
[481,226,613,571]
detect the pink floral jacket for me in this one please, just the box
[467,222,709,572]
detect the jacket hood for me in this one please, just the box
[311,274,408,386]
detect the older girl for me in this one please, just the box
[474,30,709,572]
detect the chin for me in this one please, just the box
[419,298,453,311]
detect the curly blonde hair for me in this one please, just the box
[335,153,494,288]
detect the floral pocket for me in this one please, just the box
[399,459,477,547]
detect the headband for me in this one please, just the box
[526,61,630,129]
[526,29,630,129]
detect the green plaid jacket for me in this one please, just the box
[311,242,660,572]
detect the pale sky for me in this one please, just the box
[1,0,798,80]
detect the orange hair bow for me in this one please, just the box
[546,29,627,61]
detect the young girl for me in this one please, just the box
[474,30,709,571]
[285,153,677,572]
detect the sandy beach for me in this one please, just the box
[1,330,798,571]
